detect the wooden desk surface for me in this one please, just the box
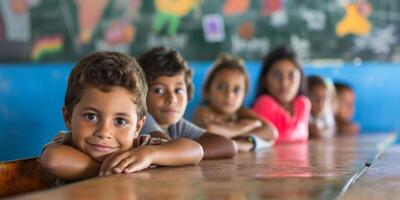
[8,133,397,200]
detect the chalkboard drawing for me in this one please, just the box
[202,14,225,42]
[104,20,135,46]
[237,21,254,40]
[31,35,63,61]
[354,25,396,55]
[290,34,310,60]
[261,0,283,16]
[0,0,31,42]
[153,0,199,36]
[223,0,249,16]
[75,0,109,44]
[336,1,372,37]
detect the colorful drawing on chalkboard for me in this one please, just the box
[11,0,28,15]
[261,0,283,16]
[202,14,225,42]
[1,0,31,42]
[31,35,63,61]
[336,0,372,37]
[75,0,109,44]
[223,0,249,16]
[104,20,135,46]
[237,21,254,40]
[153,0,199,36]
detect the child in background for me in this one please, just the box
[193,54,277,152]
[307,75,336,139]
[138,47,237,158]
[252,46,311,143]
[39,52,203,184]
[334,82,360,135]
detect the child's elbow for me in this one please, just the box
[39,148,61,175]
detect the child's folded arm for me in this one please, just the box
[237,107,278,140]
[99,138,204,176]
[195,132,237,159]
[39,143,100,181]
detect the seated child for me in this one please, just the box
[138,47,237,158]
[193,53,278,152]
[307,75,336,139]
[39,51,203,184]
[252,46,311,143]
[334,82,360,135]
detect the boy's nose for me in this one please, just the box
[165,90,177,104]
[94,122,112,139]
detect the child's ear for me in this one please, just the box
[62,106,72,130]
[135,116,146,136]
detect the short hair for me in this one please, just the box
[137,47,194,100]
[64,51,148,119]
[307,75,328,91]
[256,45,306,98]
[203,53,249,101]
[334,82,353,95]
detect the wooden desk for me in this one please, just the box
[8,134,397,200]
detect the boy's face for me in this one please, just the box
[309,85,329,117]
[205,69,246,115]
[336,89,355,122]
[63,87,145,162]
[264,59,301,105]
[146,73,188,129]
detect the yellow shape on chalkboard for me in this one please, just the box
[336,3,371,37]
[155,0,199,17]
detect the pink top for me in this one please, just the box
[252,95,311,144]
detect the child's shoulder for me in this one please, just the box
[294,95,311,109]
[253,95,280,108]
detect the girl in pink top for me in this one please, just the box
[252,46,311,143]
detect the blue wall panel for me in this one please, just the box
[1,62,399,161]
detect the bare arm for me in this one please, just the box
[39,144,100,181]
[237,107,278,140]
[100,138,203,175]
[195,132,237,159]
[337,121,359,136]
[194,106,262,138]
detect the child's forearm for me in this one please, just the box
[150,138,203,166]
[195,133,237,159]
[39,144,100,181]
[247,125,278,141]
[206,123,249,138]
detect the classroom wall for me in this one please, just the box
[1,62,399,161]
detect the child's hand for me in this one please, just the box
[99,146,155,176]
[233,138,253,152]
[238,119,263,132]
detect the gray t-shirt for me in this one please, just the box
[140,113,204,140]
[140,113,163,135]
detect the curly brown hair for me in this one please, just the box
[64,51,148,119]
[137,47,194,100]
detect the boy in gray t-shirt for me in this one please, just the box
[138,47,237,159]
[141,113,204,140]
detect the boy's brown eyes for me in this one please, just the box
[114,118,128,126]
[84,113,97,121]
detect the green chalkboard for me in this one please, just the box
[0,0,398,62]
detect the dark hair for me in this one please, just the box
[255,45,306,98]
[203,53,249,102]
[137,47,194,100]
[307,75,328,91]
[334,82,353,95]
[64,51,148,119]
